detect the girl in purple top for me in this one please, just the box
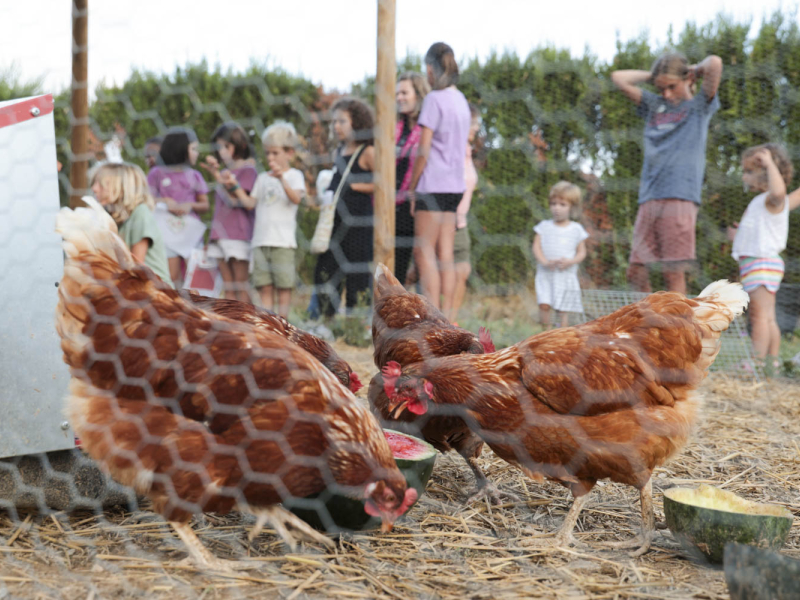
[148,127,210,286]
[200,122,257,303]
[408,42,471,318]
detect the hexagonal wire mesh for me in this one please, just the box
[3,9,800,599]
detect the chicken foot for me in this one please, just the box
[247,506,336,551]
[551,492,591,548]
[170,521,256,572]
[601,479,654,557]
[463,455,522,505]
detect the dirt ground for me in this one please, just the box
[1,339,798,599]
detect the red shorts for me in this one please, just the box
[629,199,698,265]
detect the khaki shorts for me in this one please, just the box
[251,246,296,288]
[454,227,471,264]
[629,199,698,265]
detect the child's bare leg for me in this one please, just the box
[748,287,776,359]
[452,261,471,323]
[169,256,183,288]
[437,214,457,319]
[414,211,442,309]
[231,259,251,304]
[560,311,570,328]
[539,304,552,329]
[627,263,651,293]
[663,263,687,295]
[217,258,234,299]
[276,288,292,320]
[259,285,275,312]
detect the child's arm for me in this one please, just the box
[691,55,723,101]
[349,146,375,194]
[755,149,788,212]
[610,70,651,104]
[532,234,550,267]
[408,127,434,214]
[786,187,800,212]
[568,240,588,267]
[188,193,210,214]
[130,239,149,264]
[220,171,258,209]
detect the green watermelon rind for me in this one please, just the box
[664,485,793,565]
[287,429,437,533]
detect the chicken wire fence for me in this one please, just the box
[2,11,800,598]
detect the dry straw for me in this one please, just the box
[1,342,798,599]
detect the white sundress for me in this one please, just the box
[534,219,589,313]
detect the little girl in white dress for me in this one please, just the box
[532,181,589,328]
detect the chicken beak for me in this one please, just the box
[381,520,394,534]
[391,401,408,419]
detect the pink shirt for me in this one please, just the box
[417,88,471,194]
[147,166,209,219]
[209,165,257,241]
[456,145,477,229]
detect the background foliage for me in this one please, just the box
[4,11,800,292]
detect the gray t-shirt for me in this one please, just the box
[636,89,720,205]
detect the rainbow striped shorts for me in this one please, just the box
[738,256,784,294]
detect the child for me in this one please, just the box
[224,121,305,318]
[532,181,589,328]
[312,97,376,318]
[611,52,722,294]
[143,136,162,171]
[451,103,481,324]
[200,122,258,304]
[90,161,173,287]
[147,127,210,287]
[408,42,471,316]
[730,143,800,372]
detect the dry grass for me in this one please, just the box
[1,342,798,599]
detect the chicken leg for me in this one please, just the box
[464,455,522,505]
[551,492,591,547]
[601,480,654,557]
[247,506,336,551]
[170,521,254,572]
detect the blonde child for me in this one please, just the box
[200,122,258,304]
[224,121,305,318]
[532,181,589,328]
[90,162,173,287]
[730,143,800,371]
[147,127,210,287]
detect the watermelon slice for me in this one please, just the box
[664,484,793,565]
[287,429,437,532]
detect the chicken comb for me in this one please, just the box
[381,361,403,399]
[479,327,496,353]
[348,371,363,393]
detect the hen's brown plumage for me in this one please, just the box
[179,292,362,393]
[384,283,748,554]
[369,264,495,501]
[54,201,413,568]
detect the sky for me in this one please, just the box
[1,0,797,95]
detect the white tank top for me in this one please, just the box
[731,192,789,260]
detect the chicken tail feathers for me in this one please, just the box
[373,263,405,301]
[55,197,132,269]
[693,280,749,332]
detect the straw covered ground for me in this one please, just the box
[1,340,798,600]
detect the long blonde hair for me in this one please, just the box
[397,71,430,121]
[90,162,154,225]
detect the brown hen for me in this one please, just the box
[382,282,748,555]
[54,199,415,571]
[368,264,500,503]
[180,292,362,393]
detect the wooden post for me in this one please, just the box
[373,0,396,272]
[69,0,89,208]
